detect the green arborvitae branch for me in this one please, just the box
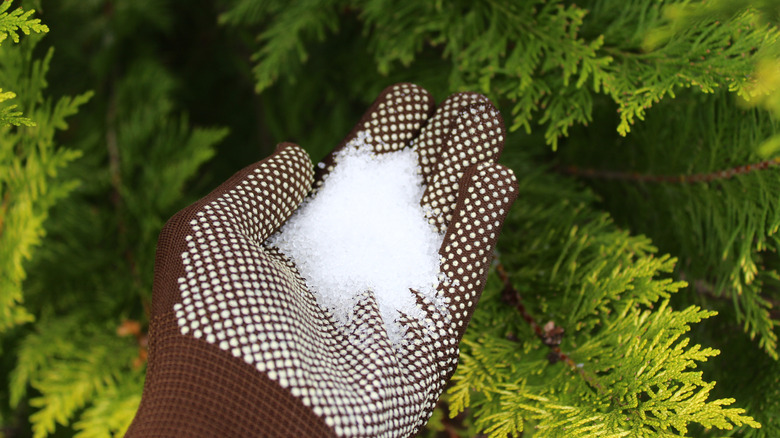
[15,313,141,438]
[224,0,777,149]
[8,54,227,437]
[560,92,780,359]
[447,153,758,436]
[71,376,143,438]
[0,30,91,331]
[246,0,342,92]
[0,1,48,46]
[1,5,226,434]
[0,89,33,126]
[0,1,49,128]
[644,0,780,159]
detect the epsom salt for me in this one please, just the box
[268,134,444,343]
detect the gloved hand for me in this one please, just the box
[126,83,518,437]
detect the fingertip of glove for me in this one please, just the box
[348,83,435,153]
[417,93,505,183]
[482,162,519,199]
[435,101,506,172]
[441,161,519,257]
[460,161,519,210]
[154,143,315,279]
[273,142,309,162]
[419,97,508,230]
[273,141,299,153]
[459,100,506,161]
[438,97,505,162]
[378,82,435,117]
[271,142,314,184]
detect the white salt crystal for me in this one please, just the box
[268,133,445,344]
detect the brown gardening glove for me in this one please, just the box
[126,83,519,437]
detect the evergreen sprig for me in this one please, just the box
[0,2,49,128]
[447,155,759,436]
[697,309,780,437]
[246,0,342,92]
[71,377,143,438]
[644,0,780,158]
[17,314,140,438]
[560,92,780,359]
[0,89,33,126]
[0,1,48,46]
[2,3,227,434]
[225,0,776,149]
[0,32,91,331]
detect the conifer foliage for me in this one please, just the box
[1,0,779,437]
[0,2,86,333]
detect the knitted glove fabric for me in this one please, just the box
[126,83,518,437]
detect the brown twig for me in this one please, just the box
[561,157,780,184]
[496,262,607,395]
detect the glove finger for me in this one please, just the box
[153,143,313,318]
[419,97,505,232]
[414,92,500,184]
[435,161,518,341]
[194,142,314,243]
[313,83,435,189]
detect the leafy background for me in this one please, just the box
[1,0,779,436]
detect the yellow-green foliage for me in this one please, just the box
[0,1,47,45]
[0,13,89,331]
[448,159,759,436]
[1,2,226,436]
[0,1,48,128]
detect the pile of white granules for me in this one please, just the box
[268,136,445,343]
